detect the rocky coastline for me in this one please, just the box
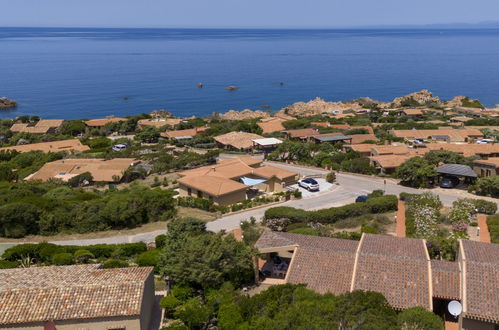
[0,97,17,109]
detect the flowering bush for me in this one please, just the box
[452,221,468,233]
[264,218,291,232]
[411,204,439,238]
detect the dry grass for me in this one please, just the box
[177,207,219,222]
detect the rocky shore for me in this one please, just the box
[213,90,487,119]
[0,97,17,109]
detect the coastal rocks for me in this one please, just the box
[277,97,363,117]
[216,109,270,120]
[391,90,439,107]
[0,97,17,109]
[150,109,174,118]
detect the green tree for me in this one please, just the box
[0,164,17,182]
[396,157,438,187]
[473,176,499,197]
[136,126,160,143]
[174,298,211,329]
[398,306,443,330]
[0,202,40,238]
[158,219,254,288]
[73,249,95,264]
[60,120,86,136]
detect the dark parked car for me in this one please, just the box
[440,176,460,188]
[355,195,369,203]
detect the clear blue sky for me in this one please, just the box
[2,0,499,28]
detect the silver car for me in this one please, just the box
[298,178,320,191]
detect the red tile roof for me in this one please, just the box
[0,265,152,325]
[431,260,461,300]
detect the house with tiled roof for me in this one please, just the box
[257,117,288,134]
[282,128,319,140]
[85,116,127,128]
[348,134,379,144]
[214,131,264,151]
[26,158,139,183]
[137,118,182,129]
[255,231,499,329]
[391,129,483,143]
[0,139,90,154]
[0,264,155,330]
[160,127,206,140]
[10,119,64,134]
[424,143,499,158]
[474,157,499,177]
[177,157,297,205]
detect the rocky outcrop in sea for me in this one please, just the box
[0,97,17,109]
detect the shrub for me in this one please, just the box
[488,214,499,244]
[102,259,129,269]
[292,189,302,198]
[52,252,73,265]
[331,231,362,240]
[288,227,320,236]
[468,199,497,215]
[177,197,215,212]
[398,306,443,330]
[155,234,167,249]
[326,172,336,183]
[73,249,94,264]
[160,295,182,317]
[0,260,18,269]
[473,176,499,197]
[68,172,93,187]
[171,284,194,302]
[136,249,161,272]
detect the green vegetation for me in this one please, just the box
[0,182,175,238]
[264,195,397,224]
[1,241,147,269]
[158,218,254,289]
[159,283,441,330]
[461,96,484,109]
[470,175,499,198]
[487,214,499,244]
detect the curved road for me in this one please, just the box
[39,162,498,246]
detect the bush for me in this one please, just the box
[102,259,129,269]
[52,252,73,265]
[0,260,18,269]
[155,234,167,249]
[135,249,161,272]
[326,172,336,183]
[177,197,215,212]
[264,195,398,224]
[68,172,93,187]
[288,227,320,236]
[160,295,182,317]
[468,199,497,215]
[473,176,499,197]
[488,214,499,244]
[398,306,443,330]
[73,249,94,264]
[171,284,194,302]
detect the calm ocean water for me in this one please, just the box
[1,27,499,120]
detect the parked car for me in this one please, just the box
[355,195,369,203]
[298,178,320,191]
[476,139,494,144]
[112,143,128,151]
[440,176,460,188]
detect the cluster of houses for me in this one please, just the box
[256,231,499,330]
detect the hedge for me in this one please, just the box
[2,242,147,262]
[177,196,216,212]
[264,195,398,224]
[488,214,499,244]
[136,249,161,272]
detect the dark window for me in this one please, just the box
[187,188,192,196]
[197,190,203,198]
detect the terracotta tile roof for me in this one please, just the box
[26,158,138,182]
[370,145,410,156]
[344,143,376,153]
[391,129,483,142]
[0,265,152,325]
[178,157,257,179]
[10,120,64,134]
[311,122,333,128]
[369,155,411,168]
[450,116,472,123]
[283,128,319,139]
[353,234,431,310]
[461,240,499,322]
[473,157,499,168]
[161,127,205,139]
[0,139,90,153]
[85,116,127,127]
[251,165,297,180]
[137,118,181,128]
[214,131,264,150]
[424,143,499,157]
[431,260,461,300]
[329,124,350,130]
[401,109,424,115]
[348,134,379,144]
[177,175,248,197]
[257,118,287,133]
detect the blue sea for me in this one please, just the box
[1,27,499,120]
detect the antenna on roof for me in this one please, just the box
[448,300,462,318]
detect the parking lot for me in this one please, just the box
[287,178,336,198]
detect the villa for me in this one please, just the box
[0,139,90,154]
[255,231,499,330]
[0,264,155,330]
[10,119,64,135]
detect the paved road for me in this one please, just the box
[5,161,493,247]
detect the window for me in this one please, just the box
[187,188,192,196]
[197,190,203,198]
